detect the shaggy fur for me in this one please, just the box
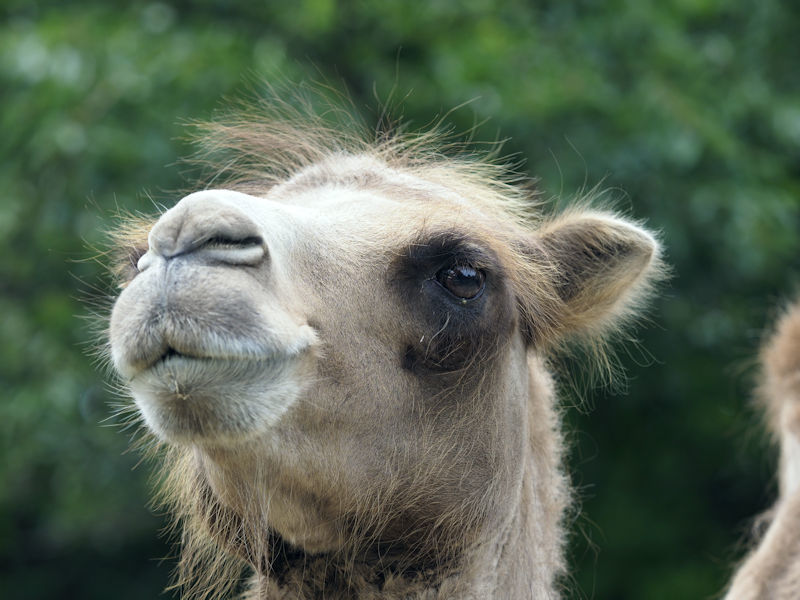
[726,300,800,599]
[106,94,662,599]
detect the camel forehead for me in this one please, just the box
[269,154,490,225]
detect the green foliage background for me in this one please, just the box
[2,1,799,598]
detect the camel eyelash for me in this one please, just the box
[402,231,500,278]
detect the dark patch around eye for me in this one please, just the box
[391,230,516,374]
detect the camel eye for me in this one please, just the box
[435,264,486,300]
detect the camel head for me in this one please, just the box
[108,127,660,597]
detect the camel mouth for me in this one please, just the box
[162,346,187,361]
[150,346,199,367]
[128,346,310,445]
[139,348,288,380]
[131,347,209,378]
[134,340,307,378]
[114,324,319,383]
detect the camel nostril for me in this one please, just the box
[147,190,271,264]
[196,235,267,265]
[202,235,264,250]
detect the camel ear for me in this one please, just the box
[523,210,661,343]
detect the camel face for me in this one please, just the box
[108,134,662,596]
[109,163,540,548]
[110,167,523,445]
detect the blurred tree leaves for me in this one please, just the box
[1,1,798,598]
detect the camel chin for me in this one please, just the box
[129,353,309,446]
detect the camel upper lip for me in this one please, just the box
[114,322,319,382]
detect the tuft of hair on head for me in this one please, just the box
[179,80,538,223]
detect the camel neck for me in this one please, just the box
[252,530,464,598]
[250,479,546,599]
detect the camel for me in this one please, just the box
[106,102,665,599]
[725,300,800,599]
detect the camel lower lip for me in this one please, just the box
[126,350,308,445]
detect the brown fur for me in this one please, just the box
[726,301,800,599]
[106,95,662,598]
